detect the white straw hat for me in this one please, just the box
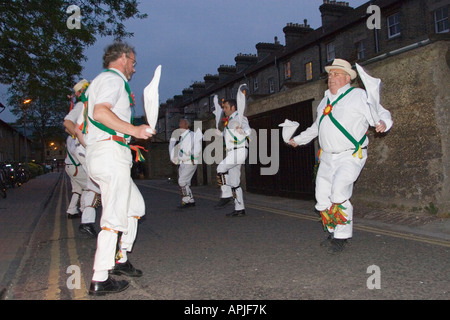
[73,79,89,92]
[325,59,357,80]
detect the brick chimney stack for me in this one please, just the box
[319,1,353,28]
[283,19,313,47]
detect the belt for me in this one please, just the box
[100,135,127,144]
[226,146,249,152]
[331,146,367,154]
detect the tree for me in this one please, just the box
[0,0,147,161]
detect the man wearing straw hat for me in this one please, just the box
[289,58,392,253]
[64,79,102,237]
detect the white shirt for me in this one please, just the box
[65,135,79,165]
[223,111,251,151]
[65,101,85,163]
[65,101,84,124]
[293,84,392,153]
[76,68,132,146]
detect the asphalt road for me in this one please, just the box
[2,172,449,307]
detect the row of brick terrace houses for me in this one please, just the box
[143,0,449,212]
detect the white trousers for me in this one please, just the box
[76,147,101,224]
[178,162,197,203]
[87,141,145,278]
[217,148,248,211]
[65,164,87,215]
[315,149,367,239]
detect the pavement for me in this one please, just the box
[0,171,449,299]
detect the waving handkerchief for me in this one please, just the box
[355,63,381,125]
[143,65,162,133]
[279,119,299,143]
[236,84,248,126]
[213,95,222,129]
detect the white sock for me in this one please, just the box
[92,270,108,282]
[118,250,127,263]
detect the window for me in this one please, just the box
[305,62,313,81]
[284,61,291,79]
[387,13,401,38]
[326,42,335,62]
[434,7,449,33]
[356,41,365,59]
[268,78,275,93]
[253,77,258,91]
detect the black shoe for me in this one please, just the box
[177,202,195,209]
[79,223,97,238]
[67,213,81,219]
[226,209,246,217]
[320,233,333,247]
[215,197,233,209]
[89,276,129,296]
[110,260,143,277]
[328,238,347,253]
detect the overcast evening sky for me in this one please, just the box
[0,0,369,123]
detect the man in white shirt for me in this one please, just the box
[64,80,101,237]
[170,119,201,208]
[76,42,154,295]
[215,99,252,217]
[289,59,393,253]
[64,133,86,219]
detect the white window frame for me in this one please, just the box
[326,42,335,62]
[434,7,449,34]
[268,78,275,94]
[356,40,365,60]
[387,13,401,38]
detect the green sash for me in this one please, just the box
[319,87,366,158]
[225,113,248,145]
[81,69,146,162]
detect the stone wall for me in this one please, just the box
[245,38,449,212]
[353,38,449,211]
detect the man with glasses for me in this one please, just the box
[76,42,154,295]
[288,59,392,253]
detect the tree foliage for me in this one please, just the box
[0,0,146,153]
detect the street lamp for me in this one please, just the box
[22,99,31,169]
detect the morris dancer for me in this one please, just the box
[215,98,251,217]
[170,119,201,209]
[64,79,101,237]
[64,133,85,219]
[76,42,153,295]
[289,59,393,252]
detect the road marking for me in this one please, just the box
[66,214,88,299]
[44,175,63,300]
[139,183,450,248]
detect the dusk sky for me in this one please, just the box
[0,0,369,123]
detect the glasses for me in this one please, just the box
[328,71,347,77]
[126,55,137,67]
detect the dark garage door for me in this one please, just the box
[246,99,316,200]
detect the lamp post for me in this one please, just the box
[22,99,31,169]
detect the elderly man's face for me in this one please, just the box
[328,68,351,94]
[179,119,189,130]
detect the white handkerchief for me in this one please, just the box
[279,119,299,143]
